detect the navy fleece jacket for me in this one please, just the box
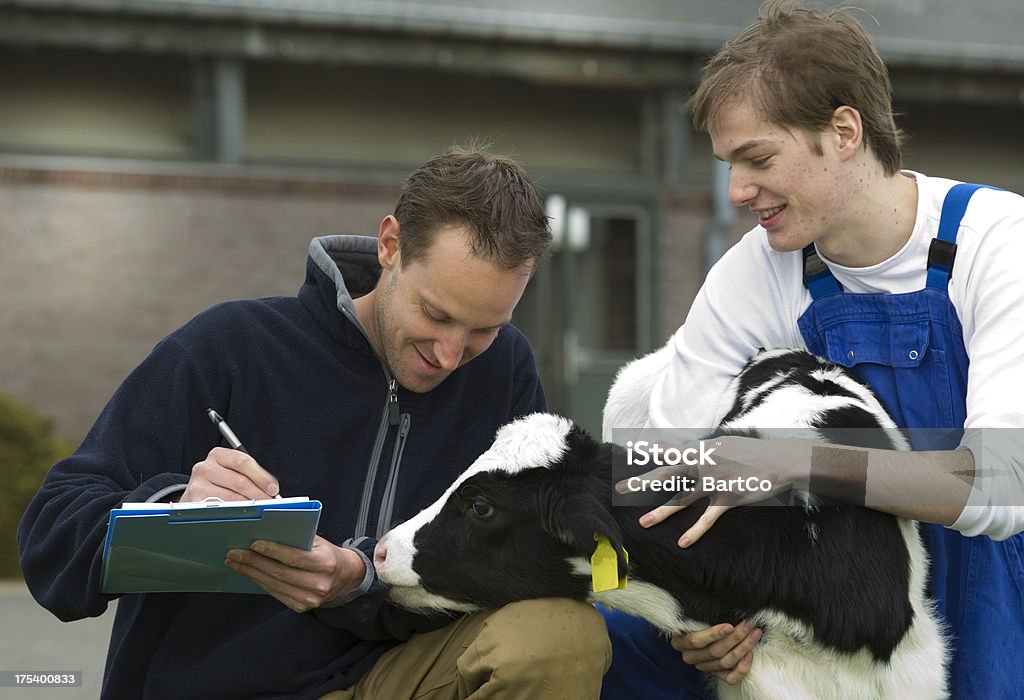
[18,235,547,699]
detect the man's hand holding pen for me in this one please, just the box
[179,446,281,502]
[183,408,282,502]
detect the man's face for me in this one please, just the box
[370,221,532,393]
[710,96,853,254]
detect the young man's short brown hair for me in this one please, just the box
[394,145,551,271]
[689,0,904,175]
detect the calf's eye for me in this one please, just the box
[470,499,495,520]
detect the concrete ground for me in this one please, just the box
[0,579,114,699]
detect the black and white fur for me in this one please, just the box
[376,349,947,699]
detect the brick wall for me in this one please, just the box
[0,167,398,440]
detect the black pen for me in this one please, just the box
[207,408,248,454]
[206,408,281,498]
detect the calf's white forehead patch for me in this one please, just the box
[472,413,574,477]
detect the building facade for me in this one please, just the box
[2,0,1022,438]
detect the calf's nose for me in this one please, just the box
[373,540,389,568]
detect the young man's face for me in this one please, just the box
[365,217,532,393]
[709,95,854,253]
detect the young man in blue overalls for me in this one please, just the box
[600,1,1024,698]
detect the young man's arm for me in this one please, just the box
[638,437,980,546]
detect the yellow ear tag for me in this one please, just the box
[591,535,628,592]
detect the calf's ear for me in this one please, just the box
[537,486,628,575]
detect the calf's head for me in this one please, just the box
[374,413,627,613]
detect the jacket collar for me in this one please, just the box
[303,235,382,352]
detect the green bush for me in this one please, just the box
[0,393,77,579]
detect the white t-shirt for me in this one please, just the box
[646,172,1024,539]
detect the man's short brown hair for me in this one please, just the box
[689,0,904,175]
[394,145,551,271]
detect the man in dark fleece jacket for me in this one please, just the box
[18,147,611,699]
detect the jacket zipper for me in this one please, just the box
[375,412,411,536]
[353,379,400,538]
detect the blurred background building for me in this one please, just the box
[2,0,1023,439]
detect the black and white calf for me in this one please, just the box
[375,349,947,700]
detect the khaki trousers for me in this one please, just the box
[320,598,611,700]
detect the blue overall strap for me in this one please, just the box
[803,244,842,299]
[926,183,1000,290]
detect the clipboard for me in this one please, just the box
[100,497,322,594]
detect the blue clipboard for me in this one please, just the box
[100,497,322,594]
